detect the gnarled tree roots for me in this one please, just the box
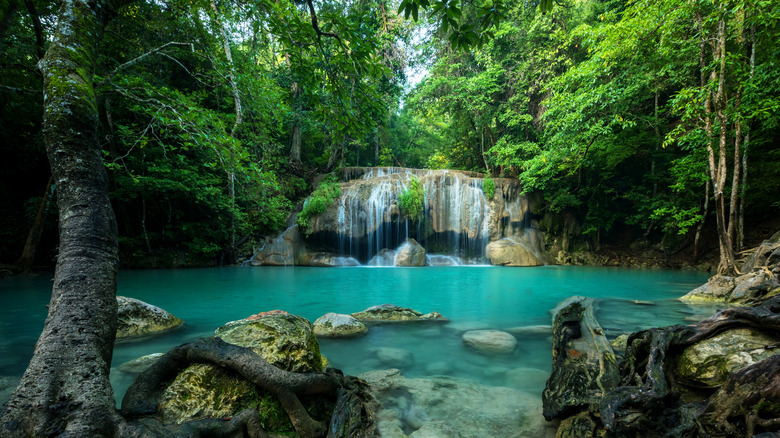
[549,296,780,437]
[120,337,377,438]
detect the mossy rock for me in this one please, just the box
[158,313,331,430]
[313,313,367,338]
[677,327,780,388]
[116,296,182,339]
[351,304,448,323]
[215,313,324,373]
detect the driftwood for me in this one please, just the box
[120,337,377,438]
[543,296,619,421]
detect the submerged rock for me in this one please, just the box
[677,327,779,388]
[351,304,448,323]
[116,296,182,339]
[542,296,619,421]
[0,376,21,406]
[118,353,164,373]
[462,330,518,354]
[486,238,544,267]
[360,369,550,438]
[374,347,414,368]
[313,313,367,338]
[503,324,553,336]
[444,321,491,333]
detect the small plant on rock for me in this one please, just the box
[398,175,425,221]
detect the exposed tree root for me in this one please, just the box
[120,337,377,438]
[596,296,780,436]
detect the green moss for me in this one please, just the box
[297,174,341,232]
[757,400,780,418]
[398,175,425,221]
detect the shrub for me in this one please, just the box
[483,176,495,200]
[398,175,425,221]
[297,175,341,232]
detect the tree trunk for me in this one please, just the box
[290,83,303,167]
[0,0,123,434]
[693,179,709,263]
[14,176,55,274]
[738,22,756,252]
[704,9,737,276]
[210,0,242,265]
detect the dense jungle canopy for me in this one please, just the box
[1,0,778,274]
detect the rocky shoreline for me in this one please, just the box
[543,231,780,437]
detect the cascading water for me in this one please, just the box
[298,167,544,266]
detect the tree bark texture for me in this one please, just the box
[1,0,122,435]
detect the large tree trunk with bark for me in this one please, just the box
[0,0,123,435]
[2,1,378,436]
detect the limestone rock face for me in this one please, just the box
[395,238,427,267]
[486,238,544,267]
[681,270,779,305]
[360,369,550,438]
[157,312,327,428]
[680,276,737,302]
[741,230,780,272]
[215,313,324,373]
[313,313,367,338]
[250,225,302,266]
[351,304,448,323]
[677,327,779,388]
[300,253,360,267]
[116,296,182,339]
[462,330,518,354]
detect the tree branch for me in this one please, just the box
[103,42,194,83]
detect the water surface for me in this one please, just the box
[0,265,717,407]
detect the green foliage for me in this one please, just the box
[398,175,426,221]
[482,176,495,200]
[297,175,342,232]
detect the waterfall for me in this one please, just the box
[301,167,542,265]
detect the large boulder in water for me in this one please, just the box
[395,238,427,266]
[116,296,182,339]
[313,313,367,338]
[360,369,550,438]
[676,327,780,388]
[462,330,518,354]
[486,238,543,267]
[157,311,328,428]
[681,270,779,305]
[214,312,325,373]
[351,304,448,323]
